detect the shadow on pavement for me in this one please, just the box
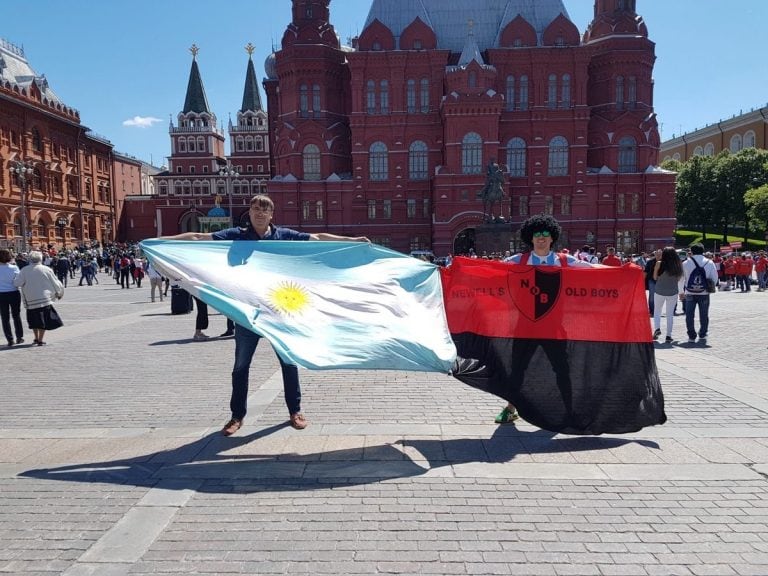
[19,424,658,493]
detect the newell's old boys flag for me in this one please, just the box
[140,240,456,373]
[442,257,666,435]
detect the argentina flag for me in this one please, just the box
[140,240,456,373]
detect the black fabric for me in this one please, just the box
[26,305,63,331]
[452,332,666,435]
[170,287,193,315]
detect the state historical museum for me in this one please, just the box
[140,0,676,256]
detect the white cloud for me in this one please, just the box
[123,115,162,128]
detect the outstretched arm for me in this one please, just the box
[158,232,213,241]
[311,232,370,243]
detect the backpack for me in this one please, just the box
[686,258,708,294]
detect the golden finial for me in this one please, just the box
[189,44,199,59]
[245,43,255,56]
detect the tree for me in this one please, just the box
[745,184,768,231]
[715,148,768,242]
[675,154,717,239]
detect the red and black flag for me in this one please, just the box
[442,257,666,435]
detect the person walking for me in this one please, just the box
[54,255,70,288]
[652,247,684,343]
[161,194,369,434]
[13,251,64,346]
[0,248,24,346]
[680,243,718,344]
[146,261,164,302]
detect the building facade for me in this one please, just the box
[0,38,121,251]
[660,105,768,162]
[124,0,676,254]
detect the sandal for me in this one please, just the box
[289,413,308,430]
[495,406,519,424]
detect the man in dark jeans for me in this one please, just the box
[681,243,718,344]
[161,194,368,435]
[644,249,661,317]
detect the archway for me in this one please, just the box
[179,211,201,233]
[453,228,475,256]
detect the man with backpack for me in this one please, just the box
[680,243,719,344]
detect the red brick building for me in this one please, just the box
[127,0,676,255]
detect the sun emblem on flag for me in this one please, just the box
[267,281,311,316]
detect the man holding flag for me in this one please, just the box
[160,194,369,435]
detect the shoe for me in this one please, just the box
[688,338,696,343]
[6,340,13,347]
[652,328,661,339]
[289,413,308,430]
[16,337,24,345]
[219,330,234,337]
[221,418,242,436]
[36,341,46,346]
[665,336,673,344]
[698,337,707,344]
[494,406,519,424]
[192,333,210,341]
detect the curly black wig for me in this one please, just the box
[519,213,561,248]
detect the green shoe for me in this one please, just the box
[494,406,519,424]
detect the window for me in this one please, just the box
[197,136,205,152]
[561,74,571,108]
[548,136,568,176]
[617,193,625,214]
[423,198,430,218]
[408,140,428,180]
[547,74,557,109]
[407,198,416,218]
[469,71,477,89]
[409,236,424,251]
[174,182,183,195]
[561,194,571,215]
[544,195,553,215]
[518,75,528,111]
[618,136,637,173]
[178,139,186,153]
[420,78,429,113]
[302,200,310,220]
[406,79,416,113]
[380,80,389,114]
[744,130,756,149]
[505,76,515,111]
[369,142,388,180]
[631,193,640,214]
[693,146,703,156]
[312,84,321,113]
[255,137,263,151]
[245,137,254,151]
[627,76,636,109]
[188,137,196,152]
[300,84,309,116]
[506,138,526,177]
[519,195,528,216]
[461,132,483,174]
[32,128,42,152]
[730,134,742,152]
[383,199,391,219]
[704,143,715,156]
[316,201,324,220]
[368,199,376,219]
[366,80,376,114]
[615,76,624,110]
[302,144,321,180]
[235,136,244,152]
[616,230,638,255]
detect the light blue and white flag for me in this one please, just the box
[140,240,457,372]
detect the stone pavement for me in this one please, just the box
[2,272,768,576]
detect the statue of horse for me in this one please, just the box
[479,161,505,222]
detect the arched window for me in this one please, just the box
[316,200,324,220]
[255,136,263,151]
[32,127,42,152]
[302,144,321,180]
[369,141,388,180]
[672,153,681,161]
[235,136,244,152]
[406,79,416,113]
[627,76,637,108]
[187,137,196,152]
[159,182,168,195]
[312,84,321,113]
[548,136,569,176]
[178,139,186,153]
[519,75,529,111]
[704,143,715,156]
[615,76,624,110]
[506,138,526,177]
[408,140,428,180]
[245,137,254,152]
[380,80,389,114]
[420,78,429,112]
[547,74,557,109]
[730,134,743,152]
[618,136,637,173]
[744,130,756,149]
[197,136,205,152]
[461,132,483,175]
[560,74,571,108]
[300,84,309,116]
[505,76,515,111]
[693,146,703,156]
[366,80,376,114]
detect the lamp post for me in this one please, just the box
[56,217,68,247]
[9,160,35,252]
[218,162,239,227]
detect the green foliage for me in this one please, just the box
[745,184,768,230]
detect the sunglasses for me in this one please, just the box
[532,231,551,238]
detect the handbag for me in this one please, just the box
[45,305,64,330]
[706,279,717,293]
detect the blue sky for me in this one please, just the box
[4,1,767,167]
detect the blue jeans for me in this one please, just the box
[684,294,710,340]
[231,324,301,420]
[647,279,656,315]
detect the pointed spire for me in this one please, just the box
[182,44,211,114]
[457,19,484,67]
[240,43,263,112]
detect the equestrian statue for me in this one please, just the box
[478,160,505,222]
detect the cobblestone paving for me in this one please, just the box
[2,273,768,575]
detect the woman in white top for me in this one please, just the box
[652,246,684,343]
[0,248,24,346]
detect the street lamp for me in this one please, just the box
[56,217,68,245]
[9,160,35,252]
[218,162,239,226]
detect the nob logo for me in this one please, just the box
[509,267,561,321]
